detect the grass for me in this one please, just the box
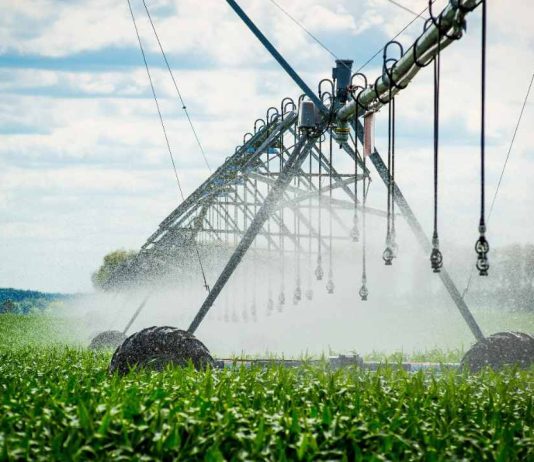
[0,315,533,461]
[362,348,465,364]
[0,313,82,349]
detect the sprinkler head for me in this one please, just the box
[295,286,302,301]
[315,264,324,280]
[326,279,335,294]
[382,246,394,265]
[351,224,360,242]
[359,284,368,301]
[430,247,443,273]
[475,234,490,276]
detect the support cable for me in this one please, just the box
[142,0,212,172]
[126,0,184,198]
[487,73,533,226]
[122,291,153,335]
[194,242,210,293]
[384,0,425,18]
[269,0,422,72]
[267,0,340,64]
[355,5,427,73]
[462,73,534,297]
[125,0,210,293]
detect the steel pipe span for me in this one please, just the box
[336,0,480,123]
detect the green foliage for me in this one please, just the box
[0,315,83,349]
[0,348,532,461]
[91,249,137,291]
[0,288,70,314]
[363,348,465,364]
[0,299,15,314]
[0,317,532,460]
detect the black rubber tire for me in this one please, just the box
[89,330,127,351]
[109,326,214,375]
[460,331,534,373]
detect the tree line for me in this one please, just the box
[0,288,71,314]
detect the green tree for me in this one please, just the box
[92,249,137,291]
[1,299,16,314]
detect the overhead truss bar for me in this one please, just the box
[112,0,485,343]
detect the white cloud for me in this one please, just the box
[0,0,533,293]
[0,0,132,57]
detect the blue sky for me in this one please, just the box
[0,0,533,293]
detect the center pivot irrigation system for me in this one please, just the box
[93,0,534,373]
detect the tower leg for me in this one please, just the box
[369,151,484,341]
[188,136,313,334]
